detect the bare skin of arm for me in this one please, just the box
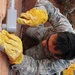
[0,0,7,31]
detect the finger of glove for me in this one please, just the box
[0,32,15,51]
[4,43,22,60]
[2,30,21,47]
[2,30,21,43]
[20,13,31,20]
[2,30,16,40]
[4,35,22,48]
[0,33,4,43]
[20,12,35,20]
[17,18,33,26]
[25,8,38,16]
[20,8,38,19]
[5,38,19,47]
[26,8,41,17]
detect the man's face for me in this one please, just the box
[42,34,61,59]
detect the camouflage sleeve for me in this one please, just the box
[26,25,48,42]
[35,0,74,33]
[12,55,70,75]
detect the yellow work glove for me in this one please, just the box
[0,30,23,64]
[17,8,48,26]
[63,64,75,75]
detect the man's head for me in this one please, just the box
[42,32,75,60]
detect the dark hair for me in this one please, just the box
[54,32,75,60]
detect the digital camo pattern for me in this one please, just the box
[12,0,75,75]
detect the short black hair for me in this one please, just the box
[54,32,75,60]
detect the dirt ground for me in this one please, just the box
[21,0,75,54]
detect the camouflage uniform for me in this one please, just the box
[12,0,75,75]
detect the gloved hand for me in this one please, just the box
[0,30,23,64]
[63,64,75,75]
[17,8,48,26]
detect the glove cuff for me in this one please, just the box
[9,54,23,64]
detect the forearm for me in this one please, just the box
[12,55,38,75]
[12,55,70,75]
[35,0,74,32]
[26,25,48,42]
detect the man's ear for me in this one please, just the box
[42,40,47,47]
